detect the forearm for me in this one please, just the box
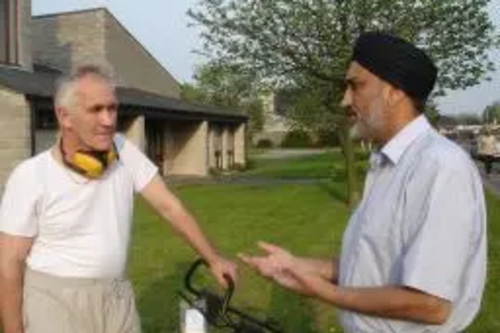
[141,176,221,264]
[317,285,450,325]
[0,262,26,333]
[165,205,219,264]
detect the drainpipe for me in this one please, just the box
[28,97,36,156]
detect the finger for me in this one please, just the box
[238,254,277,278]
[237,253,251,264]
[237,253,259,269]
[222,273,235,289]
[223,264,237,284]
[215,270,234,288]
[219,275,228,288]
[257,241,284,255]
[228,265,237,283]
[210,268,228,288]
[237,252,249,261]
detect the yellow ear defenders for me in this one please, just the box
[60,140,118,179]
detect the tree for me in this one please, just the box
[482,101,500,124]
[180,62,265,137]
[454,112,482,125]
[189,0,498,206]
[425,102,441,128]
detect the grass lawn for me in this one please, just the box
[473,191,500,332]
[128,152,500,332]
[245,150,369,180]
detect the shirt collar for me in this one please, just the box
[369,151,386,169]
[380,115,431,165]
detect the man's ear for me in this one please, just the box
[383,84,405,108]
[55,107,72,129]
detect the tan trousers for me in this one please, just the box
[23,269,142,333]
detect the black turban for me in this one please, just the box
[351,32,438,101]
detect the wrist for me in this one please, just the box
[204,252,221,267]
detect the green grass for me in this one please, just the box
[128,153,500,332]
[468,191,500,332]
[129,182,350,332]
[245,150,368,180]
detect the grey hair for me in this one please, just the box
[54,64,117,112]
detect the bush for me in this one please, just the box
[256,138,274,148]
[231,163,247,171]
[208,167,222,176]
[281,129,313,148]
[316,130,341,147]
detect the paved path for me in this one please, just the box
[167,148,332,186]
[169,171,500,194]
[167,175,329,186]
[252,148,330,159]
[169,147,500,197]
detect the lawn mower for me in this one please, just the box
[178,258,283,333]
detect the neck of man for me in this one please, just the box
[59,131,89,162]
[376,101,420,148]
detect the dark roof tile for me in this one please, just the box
[0,66,246,122]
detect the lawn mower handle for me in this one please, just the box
[184,258,235,309]
[183,258,283,333]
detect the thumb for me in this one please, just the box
[237,253,251,264]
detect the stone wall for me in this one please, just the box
[19,0,32,69]
[104,11,181,98]
[32,8,181,98]
[32,9,107,74]
[169,121,208,176]
[0,88,31,189]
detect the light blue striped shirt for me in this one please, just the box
[338,116,487,333]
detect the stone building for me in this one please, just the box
[0,1,247,189]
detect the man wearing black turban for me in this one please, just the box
[241,32,487,333]
[345,31,438,145]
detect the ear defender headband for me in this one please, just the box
[60,140,119,179]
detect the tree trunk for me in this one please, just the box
[339,121,360,208]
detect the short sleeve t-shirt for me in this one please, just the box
[0,134,158,278]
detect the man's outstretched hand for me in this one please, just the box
[239,241,312,295]
[239,241,336,299]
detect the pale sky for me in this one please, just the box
[32,0,500,115]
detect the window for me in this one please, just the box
[0,0,19,65]
[35,108,57,130]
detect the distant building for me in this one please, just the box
[252,92,288,146]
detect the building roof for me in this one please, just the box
[0,66,246,123]
[32,7,109,20]
[32,7,181,98]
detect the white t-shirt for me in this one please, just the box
[0,134,158,278]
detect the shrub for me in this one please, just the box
[208,167,222,176]
[256,138,274,148]
[316,130,341,147]
[281,129,313,148]
[231,163,247,171]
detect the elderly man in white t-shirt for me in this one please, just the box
[240,32,487,333]
[0,64,236,333]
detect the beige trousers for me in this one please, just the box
[23,269,142,333]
